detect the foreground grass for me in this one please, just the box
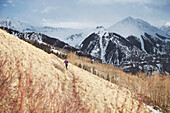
[0,56,90,112]
[0,55,153,113]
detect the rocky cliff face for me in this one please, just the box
[79,26,170,75]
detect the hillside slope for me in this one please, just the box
[0,29,151,112]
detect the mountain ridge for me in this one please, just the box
[160,21,170,37]
[107,16,170,39]
[0,17,93,47]
[79,28,170,75]
[1,17,169,47]
[1,17,170,75]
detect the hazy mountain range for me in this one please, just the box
[0,17,170,75]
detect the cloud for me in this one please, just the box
[42,18,98,29]
[78,0,151,4]
[3,4,7,7]
[41,6,56,14]
[16,0,24,3]
[7,0,16,6]
[78,0,169,5]
[78,0,112,4]
[115,0,150,3]
[32,9,38,13]
[7,0,13,4]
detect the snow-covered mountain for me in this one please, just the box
[0,17,36,32]
[160,22,170,37]
[79,25,170,75]
[1,17,170,75]
[2,27,78,51]
[34,26,92,46]
[0,17,92,47]
[2,26,100,62]
[108,16,170,38]
[107,17,170,52]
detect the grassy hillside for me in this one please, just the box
[68,52,170,113]
[0,29,156,112]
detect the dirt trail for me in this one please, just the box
[51,54,74,92]
[50,54,151,113]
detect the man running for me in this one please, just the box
[64,59,69,69]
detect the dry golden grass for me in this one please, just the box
[0,29,153,112]
[68,52,170,112]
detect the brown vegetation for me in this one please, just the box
[68,52,170,112]
[0,56,90,112]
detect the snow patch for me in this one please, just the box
[156,64,161,71]
[139,66,142,70]
[139,36,146,52]
[147,105,162,113]
[163,22,170,27]
[123,66,131,69]
[51,49,67,56]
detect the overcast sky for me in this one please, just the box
[0,0,170,29]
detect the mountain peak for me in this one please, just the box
[107,16,167,38]
[0,17,35,32]
[0,17,20,25]
[94,26,108,37]
[123,16,135,21]
[95,26,105,30]
[4,17,11,20]
[120,16,150,26]
[160,22,170,36]
[95,26,106,32]
[163,22,170,27]
[0,17,13,26]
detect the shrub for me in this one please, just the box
[0,56,90,112]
